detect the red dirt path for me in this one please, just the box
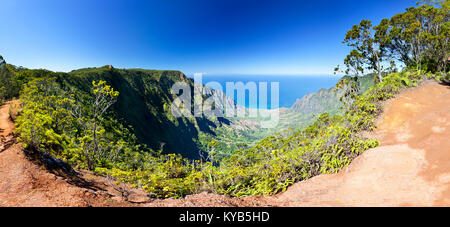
[270,80,450,206]
[1,80,449,207]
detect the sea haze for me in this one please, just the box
[197,74,342,109]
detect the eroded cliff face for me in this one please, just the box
[291,87,343,115]
[63,68,245,159]
[2,80,448,207]
[291,74,375,115]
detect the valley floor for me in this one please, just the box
[1,80,449,207]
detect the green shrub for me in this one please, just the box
[13,69,437,198]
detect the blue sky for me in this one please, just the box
[0,0,415,75]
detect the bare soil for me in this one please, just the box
[271,80,450,206]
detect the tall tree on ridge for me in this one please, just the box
[341,19,391,82]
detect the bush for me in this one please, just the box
[13,69,437,198]
[200,70,429,197]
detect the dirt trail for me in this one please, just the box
[134,80,450,207]
[0,100,259,207]
[0,100,18,152]
[1,80,449,207]
[270,80,450,206]
[0,101,16,136]
[0,101,154,207]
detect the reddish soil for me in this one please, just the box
[0,101,148,207]
[270,80,450,206]
[0,80,449,207]
[0,100,258,207]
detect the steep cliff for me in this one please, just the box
[291,74,375,114]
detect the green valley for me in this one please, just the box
[0,0,448,201]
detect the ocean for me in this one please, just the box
[197,75,342,109]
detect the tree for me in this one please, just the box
[0,56,21,102]
[419,0,450,73]
[388,0,449,72]
[340,19,391,82]
[0,55,5,67]
[337,0,449,86]
[78,81,119,170]
[206,140,220,165]
[15,78,75,154]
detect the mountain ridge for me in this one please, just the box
[290,74,375,114]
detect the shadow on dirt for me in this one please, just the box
[23,148,105,192]
[438,79,450,87]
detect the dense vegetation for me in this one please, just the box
[199,74,375,162]
[336,0,449,79]
[0,1,448,198]
[0,55,22,104]
[3,65,234,159]
[63,67,229,159]
[97,69,442,197]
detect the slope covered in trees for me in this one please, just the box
[290,74,375,115]
[0,56,21,104]
[4,65,238,159]
[203,74,374,161]
[0,0,448,200]
[64,67,231,159]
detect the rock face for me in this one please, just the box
[198,85,247,117]
[290,87,342,115]
[3,81,448,207]
[63,67,247,159]
[290,74,375,115]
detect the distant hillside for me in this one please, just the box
[62,67,243,159]
[208,74,376,159]
[1,59,241,159]
[291,74,375,114]
[1,55,375,160]
[291,87,342,115]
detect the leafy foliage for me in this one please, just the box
[336,0,449,81]
[12,60,439,199]
[200,70,435,197]
[0,57,21,104]
[3,0,449,200]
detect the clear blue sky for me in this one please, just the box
[0,0,415,75]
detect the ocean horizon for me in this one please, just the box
[193,74,342,109]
